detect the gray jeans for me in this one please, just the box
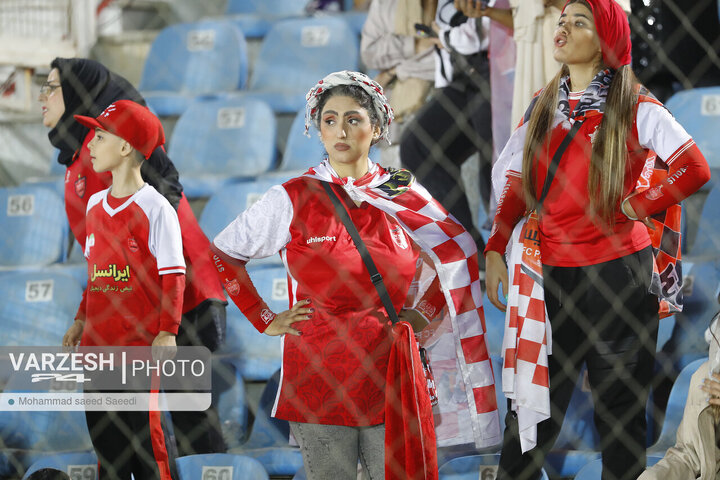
[289,421,385,480]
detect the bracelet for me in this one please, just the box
[620,197,638,220]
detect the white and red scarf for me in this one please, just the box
[304,159,502,449]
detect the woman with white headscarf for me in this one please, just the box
[210,71,499,479]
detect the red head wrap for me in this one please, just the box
[563,0,632,69]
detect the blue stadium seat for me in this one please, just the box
[279,110,327,172]
[686,184,720,260]
[648,358,705,456]
[219,265,288,381]
[660,261,720,374]
[665,87,720,172]
[213,357,250,449]
[238,17,360,113]
[573,456,663,480]
[232,370,303,477]
[0,271,90,455]
[0,270,82,346]
[167,97,277,198]
[225,0,306,38]
[339,11,369,35]
[438,453,549,480]
[22,452,97,480]
[139,20,248,116]
[176,453,269,480]
[0,185,66,268]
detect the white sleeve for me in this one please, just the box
[149,201,186,275]
[636,102,693,166]
[213,185,293,261]
[360,0,415,71]
[492,122,528,204]
[439,19,482,55]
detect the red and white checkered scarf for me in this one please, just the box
[304,159,502,448]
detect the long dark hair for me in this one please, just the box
[521,0,638,223]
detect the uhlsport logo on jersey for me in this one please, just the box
[306,235,337,244]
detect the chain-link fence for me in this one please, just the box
[0,0,719,479]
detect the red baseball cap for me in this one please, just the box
[74,100,165,159]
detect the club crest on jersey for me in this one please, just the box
[260,309,275,325]
[645,186,663,201]
[390,225,408,249]
[75,176,86,198]
[127,236,139,252]
[225,279,240,296]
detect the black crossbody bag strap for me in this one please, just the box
[537,119,584,208]
[321,181,400,325]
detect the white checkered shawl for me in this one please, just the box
[304,159,501,448]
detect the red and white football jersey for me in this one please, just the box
[82,184,185,346]
[214,177,420,426]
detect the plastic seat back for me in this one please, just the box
[168,97,276,178]
[22,452,98,480]
[226,0,306,15]
[0,185,66,267]
[438,454,549,480]
[688,185,720,259]
[279,110,327,171]
[0,270,83,346]
[665,87,720,171]
[139,20,248,94]
[176,453,269,480]
[648,358,705,454]
[249,17,359,96]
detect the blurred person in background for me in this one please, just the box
[360,0,439,167]
[483,1,710,479]
[211,70,499,479]
[399,0,512,267]
[38,57,227,456]
[639,312,720,480]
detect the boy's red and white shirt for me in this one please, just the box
[82,184,185,346]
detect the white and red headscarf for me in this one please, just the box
[305,70,395,143]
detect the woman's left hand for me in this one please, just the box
[700,373,720,405]
[621,195,656,231]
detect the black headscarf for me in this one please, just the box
[47,58,182,209]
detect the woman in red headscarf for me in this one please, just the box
[483,1,710,479]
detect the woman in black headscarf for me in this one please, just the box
[40,57,227,455]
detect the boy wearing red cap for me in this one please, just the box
[62,99,184,480]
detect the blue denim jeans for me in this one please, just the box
[289,421,385,480]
